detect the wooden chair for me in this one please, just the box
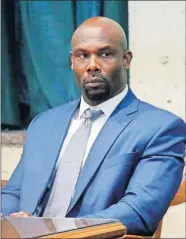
[1,175,185,238]
[1,180,7,188]
[119,174,186,238]
[152,174,186,238]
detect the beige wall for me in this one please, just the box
[2,146,22,180]
[129,1,185,120]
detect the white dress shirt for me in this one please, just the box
[56,85,128,168]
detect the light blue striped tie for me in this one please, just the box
[45,108,102,217]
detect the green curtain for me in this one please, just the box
[19,1,80,120]
[103,1,128,45]
[103,0,129,81]
[1,0,128,129]
[1,0,20,127]
[76,0,102,26]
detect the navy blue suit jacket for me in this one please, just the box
[2,88,186,236]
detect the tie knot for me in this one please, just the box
[83,108,103,122]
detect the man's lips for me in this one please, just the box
[85,78,105,88]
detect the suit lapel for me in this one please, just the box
[67,88,139,214]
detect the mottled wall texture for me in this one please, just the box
[129,1,185,120]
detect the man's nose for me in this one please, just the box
[86,56,101,74]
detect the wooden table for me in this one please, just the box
[1,216,126,238]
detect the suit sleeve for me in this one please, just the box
[83,117,186,236]
[1,114,42,216]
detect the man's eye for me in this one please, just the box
[101,52,112,57]
[77,53,88,59]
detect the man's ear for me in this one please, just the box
[123,51,133,69]
[70,51,73,69]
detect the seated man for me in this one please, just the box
[2,17,186,236]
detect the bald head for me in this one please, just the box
[70,16,132,106]
[71,17,127,51]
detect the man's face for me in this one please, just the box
[71,27,131,105]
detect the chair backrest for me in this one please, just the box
[171,175,185,206]
[1,180,7,188]
[122,174,186,239]
[153,174,186,238]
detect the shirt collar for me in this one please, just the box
[78,85,128,119]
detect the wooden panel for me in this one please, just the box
[153,220,163,238]
[39,222,126,239]
[121,235,147,238]
[171,176,186,206]
[1,218,21,238]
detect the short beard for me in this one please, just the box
[82,80,111,103]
